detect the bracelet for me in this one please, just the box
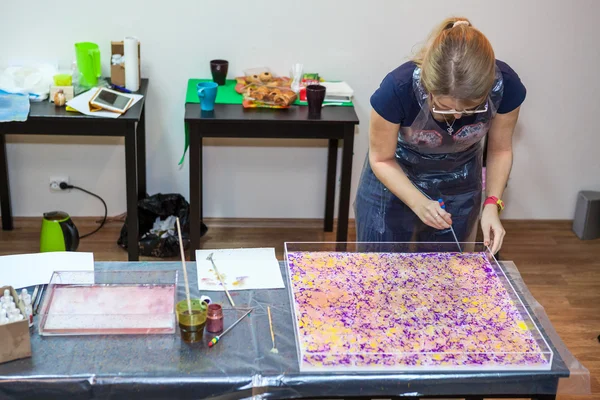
[484,196,505,213]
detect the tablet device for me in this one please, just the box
[89,88,134,114]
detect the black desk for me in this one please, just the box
[0,79,149,261]
[0,261,571,399]
[184,103,360,260]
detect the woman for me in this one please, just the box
[355,17,526,254]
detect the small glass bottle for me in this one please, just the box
[206,304,224,333]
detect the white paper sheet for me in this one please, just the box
[0,252,94,289]
[66,88,143,119]
[196,248,284,291]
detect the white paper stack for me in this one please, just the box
[0,252,94,289]
[321,81,354,103]
[196,248,285,291]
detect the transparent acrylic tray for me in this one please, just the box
[38,270,178,336]
[284,242,553,372]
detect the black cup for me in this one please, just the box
[306,85,326,117]
[210,60,229,86]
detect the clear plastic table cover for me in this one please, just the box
[0,260,590,399]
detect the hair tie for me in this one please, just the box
[453,20,470,27]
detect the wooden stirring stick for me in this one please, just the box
[176,217,192,315]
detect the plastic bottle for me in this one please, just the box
[24,297,33,327]
[72,61,82,95]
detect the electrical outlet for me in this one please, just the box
[49,176,70,192]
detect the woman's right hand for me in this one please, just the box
[411,197,453,230]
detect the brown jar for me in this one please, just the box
[206,304,224,333]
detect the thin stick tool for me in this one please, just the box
[207,253,235,307]
[208,309,252,348]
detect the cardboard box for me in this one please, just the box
[110,41,141,88]
[0,286,31,364]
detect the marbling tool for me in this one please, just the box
[268,306,278,354]
[410,183,462,252]
[208,308,252,348]
[207,253,235,307]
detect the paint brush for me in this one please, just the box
[33,285,45,315]
[207,253,235,307]
[31,285,39,306]
[268,306,278,354]
[208,308,252,348]
[176,217,192,316]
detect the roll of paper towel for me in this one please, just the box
[124,36,139,91]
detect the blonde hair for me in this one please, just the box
[413,17,496,102]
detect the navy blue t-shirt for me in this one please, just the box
[370,60,526,127]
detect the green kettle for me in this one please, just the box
[40,211,79,252]
[75,42,101,88]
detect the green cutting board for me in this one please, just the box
[186,79,242,104]
[185,79,353,106]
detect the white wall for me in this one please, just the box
[1,0,598,220]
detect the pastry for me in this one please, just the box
[268,89,282,98]
[273,95,288,106]
[259,71,272,82]
[252,91,266,100]
[256,86,270,94]
[246,74,261,84]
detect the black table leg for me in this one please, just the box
[125,126,139,261]
[336,125,354,243]
[0,133,13,231]
[189,123,201,261]
[136,107,147,200]
[324,138,338,232]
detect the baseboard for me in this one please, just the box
[4,216,571,229]
[2,216,357,230]
[201,217,355,229]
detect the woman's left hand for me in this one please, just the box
[481,204,505,255]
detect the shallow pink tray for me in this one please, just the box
[38,270,177,336]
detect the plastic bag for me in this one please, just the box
[0,64,57,101]
[234,67,292,94]
[118,193,204,258]
[242,84,297,109]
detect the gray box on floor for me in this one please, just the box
[573,191,600,240]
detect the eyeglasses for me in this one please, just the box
[430,97,489,115]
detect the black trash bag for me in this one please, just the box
[118,193,205,258]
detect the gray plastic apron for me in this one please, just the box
[355,65,504,242]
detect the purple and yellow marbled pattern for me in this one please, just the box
[287,252,550,370]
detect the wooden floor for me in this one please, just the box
[1,217,599,399]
